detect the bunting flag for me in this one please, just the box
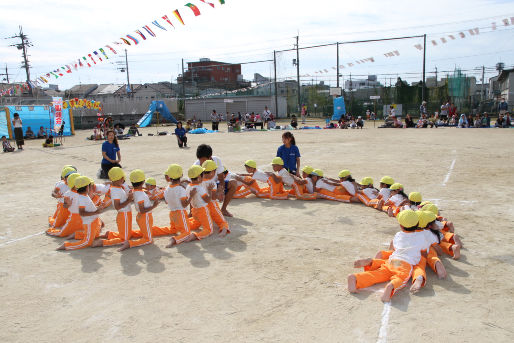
[185,3,201,16]
[65,65,72,73]
[73,63,78,70]
[93,51,103,62]
[106,45,117,54]
[135,30,146,40]
[200,0,215,8]
[120,37,132,45]
[219,0,225,4]
[152,20,167,31]
[83,56,91,67]
[99,48,109,59]
[50,72,59,78]
[126,34,139,44]
[162,15,175,28]
[88,54,97,64]
[173,9,185,25]
[143,25,156,37]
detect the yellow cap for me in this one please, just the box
[380,176,395,185]
[417,210,437,228]
[202,160,217,172]
[61,167,75,178]
[312,169,324,177]
[67,173,81,189]
[420,200,432,207]
[408,192,422,203]
[165,164,183,179]
[108,167,125,182]
[360,177,373,186]
[145,177,156,186]
[63,164,76,171]
[271,157,284,165]
[244,159,257,169]
[188,165,204,179]
[301,165,314,174]
[390,183,403,190]
[397,209,419,228]
[87,177,95,185]
[74,176,91,189]
[129,169,146,183]
[422,203,439,215]
[338,169,351,178]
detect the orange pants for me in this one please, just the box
[64,218,101,250]
[289,183,317,200]
[190,206,214,240]
[102,211,133,246]
[127,213,155,248]
[412,256,427,286]
[50,205,70,229]
[382,204,400,215]
[47,213,83,237]
[207,201,230,233]
[357,193,377,207]
[233,185,252,199]
[49,202,63,225]
[149,190,165,201]
[354,259,413,297]
[317,189,351,202]
[169,209,194,244]
[259,178,289,199]
[439,232,456,256]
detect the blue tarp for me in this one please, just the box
[1,105,73,139]
[188,128,217,134]
[331,96,346,121]
[137,101,178,127]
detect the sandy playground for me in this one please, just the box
[1,121,514,342]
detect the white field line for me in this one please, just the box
[442,159,456,186]
[377,302,392,343]
[0,231,44,248]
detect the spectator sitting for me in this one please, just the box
[196,120,203,128]
[37,126,46,138]
[449,114,457,126]
[416,115,427,128]
[458,114,469,128]
[42,136,60,147]
[473,114,482,128]
[495,114,504,127]
[114,124,124,136]
[229,114,237,127]
[267,116,276,129]
[405,114,415,128]
[290,115,298,129]
[393,116,403,128]
[356,116,364,129]
[481,113,490,128]
[93,124,103,140]
[128,123,141,136]
[427,115,437,128]
[24,126,35,139]
[339,118,348,129]
[504,113,512,128]
[2,135,15,152]
[185,120,192,131]
[349,119,357,129]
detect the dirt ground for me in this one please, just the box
[1,121,513,342]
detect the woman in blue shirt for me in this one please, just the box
[175,121,187,148]
[276,131,301,176]
[101,130,121,178]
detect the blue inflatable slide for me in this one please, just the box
[137,101,178,127]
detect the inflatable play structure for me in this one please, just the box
[0,103,74,139]
[331,96,346,121]
[137,101,178,127]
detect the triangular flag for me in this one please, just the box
[120,37,131,45]
[106,45,117,54]
[200,0,215,8]
[162,15,175,28]
[99,48,109,59]
[143,25,156,37]
[219,0,225,4]
[152,20,167,31]
[173,9,185,25]
[88,54,97,64]
[185,3,201,16]
[126,34,139,44]
[135,30,146,40]
[83,57,91,67]
[93,51,103,61]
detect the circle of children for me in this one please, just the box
[46,142,463,302]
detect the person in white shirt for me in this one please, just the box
[372,176,395,209]
[48,166,76,228]
[186,165,214,240]
[232,159,269,198]
[348,210,433,302]
[210,110,220,131]
[262,106,271,123]
[311,169,352,202]
[356,177,379,206]
[383,183,409,217]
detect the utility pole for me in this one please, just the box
[435,67,438,87]
[7,26,33,95]
[181,58,185,99]
[336,42,340,88]
[295,35,300,112]
[124,49,131,97]
[273,50,278,117]
[481,65,485,101]
[422,33,426,102]
[0,64,10,83]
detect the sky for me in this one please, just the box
[1,0,514,90]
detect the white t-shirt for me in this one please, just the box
[278,168,294,187]
[186,184,208,208]
[262,110,271,121]
[164,185,187,211]
[94,183,110,195]
[400,204,418,212]
[202,178,217,197]
[305,178,314,193]
[194,156,224,176]
[110,186,131,212]
[388,194,407,207]
[390,230,433,265]
[252,170,269,183]
[55,181,69,203]
[379,188,392,201]
[133,190,152,213]
[210,113,219,122]
[341,181,356,195]
[64,190,80,214]
[78,194,98,225]
[224,172,243,187]
[362,187,379,199]
[13,118,22,128]
[316,178,336,192]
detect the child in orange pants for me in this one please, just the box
[186,165,214,240]
[57,176,107,251]
[49,166,76,226]
[118,169,161,251]
[383,183,409,216]
[369,176,394,209]
[422,205,462,259]
[311,169,352,202]
[200,160,229,236]
[334,170,362,203]
[47,172,83,237]
[288,165,317,200]
[145,177,164,201]
[232,160,269,198]
[257,157,291,200]
[356,177,379,206]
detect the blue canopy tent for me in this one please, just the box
[331,96,346,121]
[0,105,74,139]
[137,101,178,127]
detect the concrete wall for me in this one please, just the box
[184,96,287,121]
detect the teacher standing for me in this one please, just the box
[276,131,301,176]
[101,130,121,177]
[12,113,24,150]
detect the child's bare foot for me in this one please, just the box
[99,231,109,239]
[56,243,66,251]
[118,241,130,252]
[221,209,233,217]
[453,234,463,248]
[185,233,196,242]
[447,222,455,233]
[410,277,424,294]
[435,261,447,279]
[387,208,394,217]
[165,238,177,248]
[347,274,358,293]
[353,258,373,268]
[219,228,228,237]
[451,244,461,260]
[381,283,394,302]
[91,239,104,248]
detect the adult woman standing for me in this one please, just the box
[101,130,121,178]
[12,113,24,150]
[175,121,187,148]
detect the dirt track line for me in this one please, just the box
[0,231,44,248]
[376,301,391,343]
